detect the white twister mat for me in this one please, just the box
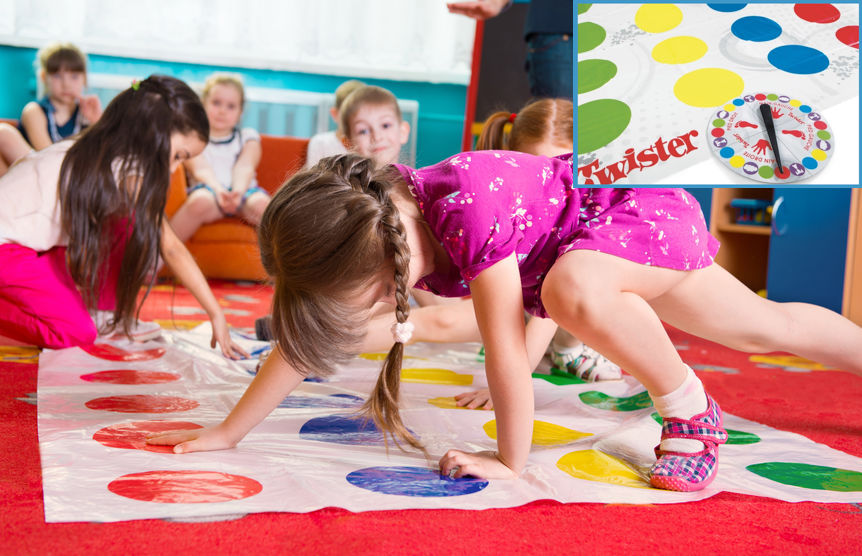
[38,326,862,522]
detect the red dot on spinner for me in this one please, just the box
[755,93,766,100]
[711,128,725,137]
[774,166,791,180]
[814,121,828,130]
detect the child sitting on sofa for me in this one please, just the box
[339,85,410,168]
[303,79,365,169]
[169,73,270,243]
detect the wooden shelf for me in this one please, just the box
[716,223,772,236]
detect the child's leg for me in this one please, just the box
[169,188,222,243]
[0,245,97,348]
[238,191,270,228]
[542,250,726,491]
[649,262,862,376]
[542,250,693,395]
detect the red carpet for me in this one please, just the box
[2,280,860,554]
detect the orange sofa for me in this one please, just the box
[164,135,309,281]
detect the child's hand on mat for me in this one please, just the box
[211,314,249,359]
[146,426,236,454]
[439,449,519,480]
[454,388,493,410]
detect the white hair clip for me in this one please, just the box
[391,321,414,344]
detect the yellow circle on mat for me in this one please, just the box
[749,354,831,370]
[789,99,801,107]
[427,396,489,410]
[673,68,744,108]
[811,149,827,161]
[402,368,473,386]
[729,155,745,168]
[557,449,651,489]
[635,4,683,33]
[651,36,707,64]
[483,420,592,446]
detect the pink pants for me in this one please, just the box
[0,241,123,349]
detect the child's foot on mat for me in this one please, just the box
[550,342,622,381]
[649,393,728,492]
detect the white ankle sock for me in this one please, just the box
[650,365,707,454]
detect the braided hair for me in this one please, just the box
[259,154,420,449]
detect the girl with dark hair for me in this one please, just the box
[0,75,246,358]
[148,151,862,492]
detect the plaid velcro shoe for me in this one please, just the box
[649,393,728,492]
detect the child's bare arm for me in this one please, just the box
[147,346,305,453]
[159,219,247,359]
[184,153,223,192]
[19,102,52,150]
[440,254,531,479]
[229,138,261,196]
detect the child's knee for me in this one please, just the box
[184,192,221,221]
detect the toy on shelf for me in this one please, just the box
[730,198,772,226]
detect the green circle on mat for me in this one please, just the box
[650,412,760,444]
[578,59,618,94]
[817,130,831,140]
[533,370,586,385]
[578,4,591,15]
[579,390,652,411]
[747,462,862,492]
[578,22,606,53]
[578,99,631,154]
[758,165,774,179]
[713,118,726,127]
[767,93,778,100]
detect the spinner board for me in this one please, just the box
[707,92,833,183]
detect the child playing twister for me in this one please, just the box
[304,79,365,169]
[362,99,620,412]
[0,42,102,176]
[0,75,246,358]
[169,74,269,243]
[149,149,862,493]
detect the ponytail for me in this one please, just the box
[476,110,512,150]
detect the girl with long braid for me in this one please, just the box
[149,151,862,492]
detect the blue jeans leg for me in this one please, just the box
[525,33,573,99]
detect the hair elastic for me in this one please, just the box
[391,321,414,344]
[131,79,140,91]
[508,113,517,123]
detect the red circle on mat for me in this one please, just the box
[794,3,840,24]
[836,25,859,48]
[85,395,199,413]
[108,470,262,503]
[80,370,180,384]
[814,121,828,130]
[81,343,166,362]
[93,420,203,453]
[755,93,766,100]
[711,128,725,137]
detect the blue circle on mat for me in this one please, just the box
[720,147,735,158]
[709,3,746,12]
[802,157,818,170]
[732,98,744,106]
[346,466,489,497]
[799,105,812,113]
[767,45,829,75]
[731,16,782,42]
[279,393,363,409]
[299,414,386,445]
